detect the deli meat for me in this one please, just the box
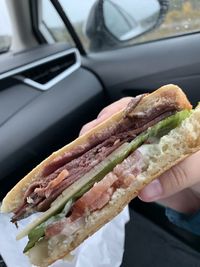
[45,217,84,238]
[70,173,118,221]
[34,170,69,198]
[43,95,145,178]
[70,150,144,221]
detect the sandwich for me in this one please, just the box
[1,84,200,267]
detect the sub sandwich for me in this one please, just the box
[2,84,200,267]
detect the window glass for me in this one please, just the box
[41,0,74,45]
[58,0,95,50]
[57,0,200,52]
[0,0,12,53]
[131,0,200,45]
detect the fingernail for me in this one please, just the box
[139,179,163,201]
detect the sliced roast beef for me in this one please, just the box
[42,95,145,177]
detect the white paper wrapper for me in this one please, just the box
[0,207,129,267]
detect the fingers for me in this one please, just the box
[79,97,132,136]
[139,150,200,203]
[96,97,133,119]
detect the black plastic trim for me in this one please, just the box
[50,0,86,55]
[29,0,47,44]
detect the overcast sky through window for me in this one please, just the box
[0,0,12,36]
[0,0,159,36]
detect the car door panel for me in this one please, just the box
[84,33,200,105]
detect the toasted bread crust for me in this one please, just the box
[129,84,192,116]
[1,84,191,212]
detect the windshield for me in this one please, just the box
[0,0,12,53]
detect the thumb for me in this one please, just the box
[138,150,200,202]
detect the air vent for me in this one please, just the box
[21,52,76,84]
[15,48,80,91]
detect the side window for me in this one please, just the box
[131,0,200,45]
[57,0,200,52]
[40,0,74,46]
[0,0,12,53]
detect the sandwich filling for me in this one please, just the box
[12,95,180,223]
[22,109,191,253]
[45,150,144,238]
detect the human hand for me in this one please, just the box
[80,98,200,214]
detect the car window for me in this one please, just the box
[58,0,96,51]
[41,0,74,46]
[130,0,200,45]
[0,0,12,53]
[56,0,200,52]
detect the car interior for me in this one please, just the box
[0,0,200,266]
